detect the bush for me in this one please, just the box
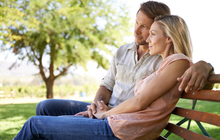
[0,84,99,98]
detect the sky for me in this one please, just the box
[1,0,220,80]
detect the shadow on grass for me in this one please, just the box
[0,103,37,119]
[0,103,37,140]
[0,101,92,140]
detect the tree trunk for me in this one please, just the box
[46,79,54,99]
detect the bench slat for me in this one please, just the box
[160,74,220,139]
[165,123,214,140]
[173,107,220,127]
[181,90,220,102]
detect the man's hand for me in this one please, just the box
[76,100,108,119]
[92,100,109,120]
[177,61,213,93]
[75,111,89,117]
[74,101,103,118]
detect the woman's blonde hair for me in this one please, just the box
[154,15,192,59]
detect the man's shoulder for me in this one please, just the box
[115,42,135,56]
[113,42,135,59]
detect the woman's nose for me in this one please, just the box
[146,36,150,43]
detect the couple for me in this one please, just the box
[14,1,213,140]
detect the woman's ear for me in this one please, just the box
[166,37,172,44]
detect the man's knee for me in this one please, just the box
[36,99,53,115]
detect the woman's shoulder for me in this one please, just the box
[162,53,192,66]
[165,53,191,62]
[157,54,192,74]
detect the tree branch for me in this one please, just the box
[54,64,72,80]
[30,45,39,64]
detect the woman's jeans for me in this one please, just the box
[14,99,120,140]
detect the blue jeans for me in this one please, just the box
[14,99,120,140]
[36,99,91,116]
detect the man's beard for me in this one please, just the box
[135,40,148,46]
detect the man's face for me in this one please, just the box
[134,11,154,46]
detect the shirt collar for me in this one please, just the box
[127,42,137,51]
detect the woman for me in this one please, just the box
[91,15,193,140]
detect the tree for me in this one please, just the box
[0,0,132,98]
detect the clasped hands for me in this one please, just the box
[75,100,108,120]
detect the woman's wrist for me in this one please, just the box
[102,111,109,119]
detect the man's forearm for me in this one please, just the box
[93,86,112,105]
[198,61,214,73]
[207,62,214,73]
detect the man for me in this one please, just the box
[14,1,213,139]
[36,1,213,118]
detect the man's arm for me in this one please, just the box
[75,86,112,118]
[77,46,119,118]
[93,86,112,104]
[177,61,214,92]
[80,56,116,118]
[89,86,112,116]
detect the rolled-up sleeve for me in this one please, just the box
[100,54,117,91]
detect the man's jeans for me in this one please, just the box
[14,99,120,140]
[35,99,91,116]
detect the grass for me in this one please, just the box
[160,99,220,140]
[0,103,38,140]
[0,99,220,140]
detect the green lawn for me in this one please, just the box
[0,103,37,140]
[0,99,220,140]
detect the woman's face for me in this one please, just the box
[146,21,170,56]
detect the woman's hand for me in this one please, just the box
[90,100,109,120]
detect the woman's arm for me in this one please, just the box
[93,59,190,119]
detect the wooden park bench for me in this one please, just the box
[158,74,220,140]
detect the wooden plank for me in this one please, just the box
[172,107,220,127]
[208,74,220,83]
[181,90,220,102]
[165,123,214,140]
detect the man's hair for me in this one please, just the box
[138,1,171,20]
[155,15,192,59]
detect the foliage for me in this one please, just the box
[0,0,132,98]
[0,84,99,98]
[214,83,220,89]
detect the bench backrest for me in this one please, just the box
[158,74,220,140]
